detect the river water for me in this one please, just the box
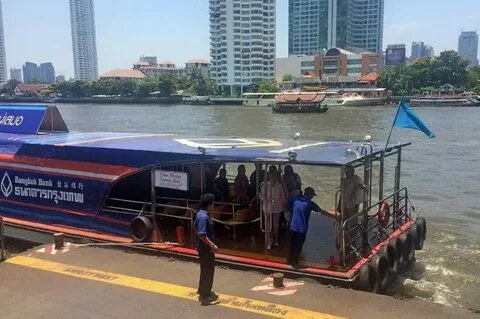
[16,103,480,309]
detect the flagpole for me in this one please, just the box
[384,99,402,150]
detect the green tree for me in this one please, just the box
[1,79,21,95]
[430,50,469,87]
[254,80,279,93]
[282,74,293,82]
[466,66,480,90]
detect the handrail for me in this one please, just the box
[340,187,411,257]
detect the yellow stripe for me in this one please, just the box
[7,256,343,319]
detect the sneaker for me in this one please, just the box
[209,291,219,301]
[199,295,216,306]
[267,245,271,250]
[274,242,279,247]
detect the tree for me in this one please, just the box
[282,74,293,82]
[431,50,469,87]
[254,80,279,93]
[466,66,480,90]
[1,79,21,95]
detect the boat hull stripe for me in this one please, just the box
[0,161,119,181]
[0,153,137,177]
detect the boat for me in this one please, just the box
[182,96,212,105]
[0,104,427,293]
[410,96,480,107]
[242,92,276,107]
[338,92,387,107]
[273,92,328,113]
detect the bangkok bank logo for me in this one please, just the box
[1,172,12,198]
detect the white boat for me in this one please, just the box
[338,92,387,107]
[242,92,276,107]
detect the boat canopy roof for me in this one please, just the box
[0,104,410,173]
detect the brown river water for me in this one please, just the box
[7,103,480,310]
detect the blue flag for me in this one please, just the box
[393,101,435,138]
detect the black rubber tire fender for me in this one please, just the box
[369,254,390,294]
[400,232,415,263]
[392,236,406,270]
[416,217,427,242]
[354,264,372,292]
[384,241,399,278]
[409,223,423,250]
[130,216,153,242]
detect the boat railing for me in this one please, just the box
[341,187,411,263]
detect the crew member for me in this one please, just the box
[287,187,329,266]
[195,193,219,305]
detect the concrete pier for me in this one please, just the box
[0,243,476,319]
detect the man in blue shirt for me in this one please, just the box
[195,193,219,305]
[287,187,329,266]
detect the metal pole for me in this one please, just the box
[151,169,159,241]
[0,216,5,261]
[339,166,346,266]
[385,101,401,150]
[394,148,402,228]
[379,152,385,200]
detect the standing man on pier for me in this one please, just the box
[195,193,219,305]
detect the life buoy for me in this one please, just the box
[369,253,390,293]
[384,241,399,278]
[130,216,153,242]
[400,232,415,263]
[378,201,391,227]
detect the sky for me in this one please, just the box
[3,0,480,79]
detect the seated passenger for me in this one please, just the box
[283,165,302,198]
[234,164,250,203]
[213,168,229,202]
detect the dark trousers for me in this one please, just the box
[198,250,215,299]
[287,230,306,265]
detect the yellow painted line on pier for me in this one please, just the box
[7,256,343,319]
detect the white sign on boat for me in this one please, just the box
[155,170,188,191]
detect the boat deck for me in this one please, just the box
[0,243,475,319]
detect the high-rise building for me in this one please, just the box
[458,31,479,66]
[38,63,55,84]
[210,0,276,95]
[10,68,22,82]
[0,0,7,84]
[23,62,39,83]
[347,0,384,53]
[288,0,383,55]
[70,0,98,81]
[411,42,434,60]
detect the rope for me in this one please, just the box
[211,217,261,226]
[71,242,181,248]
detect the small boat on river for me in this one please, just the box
[273,92,328,113]
[0,104,427,293]
[410,96,480,107]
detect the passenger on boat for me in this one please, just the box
[260,171,287,250]
[283,165,302,198]
[195,193,219,305]
[287,187,329,266]
[213,168,229,202]
[249,164,265,197]
[234,164,250,203]
[338,165,366,247]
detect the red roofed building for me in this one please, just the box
[14,83,48,96]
